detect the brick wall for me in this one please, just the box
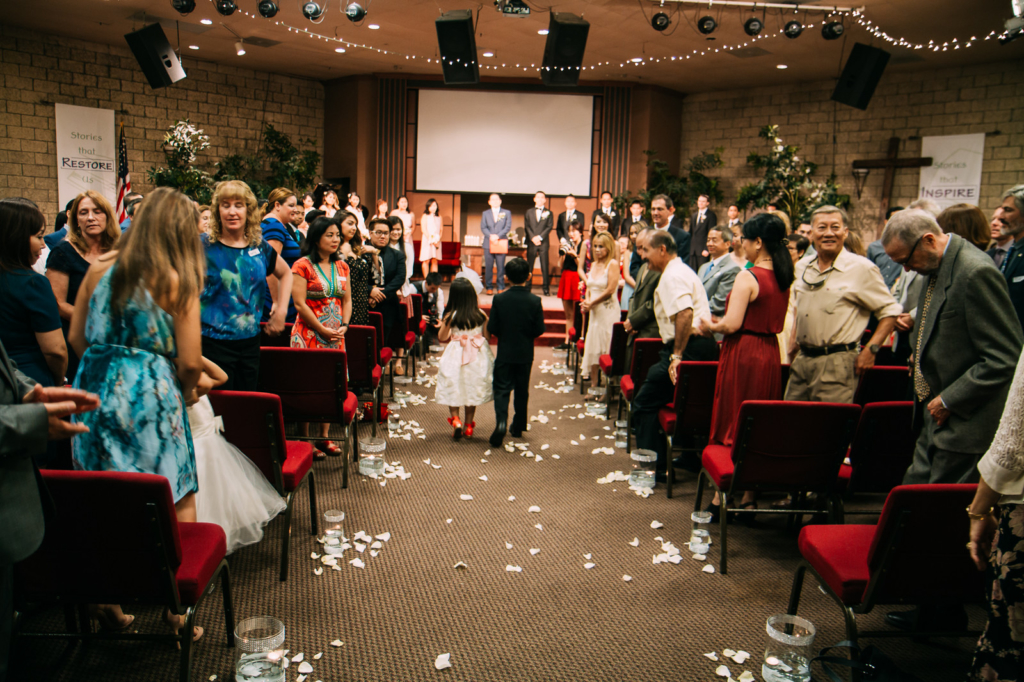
[679,59,1024,240]
[0,25,324,222]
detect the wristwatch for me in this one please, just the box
[868,343,881,354]
[670,354,682,361]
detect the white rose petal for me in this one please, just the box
[434,653,452,670]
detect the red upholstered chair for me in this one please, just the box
[617,338,664,452]
[257,347,360,489]
[598,322,628,410]
[853,366,910,406]
[841,401,917,501]
[574,311,590,392]
[346,325,383,436]
[388,304,417,380]
[208,390,319,581]
[788,484,983,644]
[660,361,718,499]
[259,322,292,347]
[438,242,462,274]
[693,400,861,574]
[369,311,394,396]
[410,293,426,358]
[13,471,235,682]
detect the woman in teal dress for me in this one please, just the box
[69,187,206,640]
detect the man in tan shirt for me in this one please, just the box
[786,205,902,404]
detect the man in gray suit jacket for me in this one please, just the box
[623,229,662,370]
[883,210,1024,485]
[524,191,554,296]
[698,225,741,322]
[481,193,513,294]
[0,338,99,679]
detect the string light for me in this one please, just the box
[202,0,1001,76]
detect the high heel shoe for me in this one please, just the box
[447,416,463,440]
[464,421,475,438]
[703,501,721,523]
[89,605,135,632]
[316,440,342,457]
[164,611,203,648]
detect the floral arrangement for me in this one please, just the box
[147,119,214,203]
[736,125,849,224]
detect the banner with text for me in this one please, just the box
[919,133,986,209]
[55,103,116,210]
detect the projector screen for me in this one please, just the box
[415,89,594,196]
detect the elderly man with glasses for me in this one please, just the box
[785,205,901,404]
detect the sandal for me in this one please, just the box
[703,502,721,523]
[89,606,135,632]
[447,416,463,440]
[316,440,342,457]
[164,611,203,647]
[464,421,475,438]
[735,501,759,527]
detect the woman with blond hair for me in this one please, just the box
[200,180,293,390]
[69,187,206,641]
[579,230,620,394]
[46,190,120,381]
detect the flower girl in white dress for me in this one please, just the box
[435,278,494,440]
[188,358,286,553]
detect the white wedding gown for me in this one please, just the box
[188,396,287,554]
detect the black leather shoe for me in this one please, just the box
[672,455,701,474]
[885,607,967,632]
[554,343,570,351]
[543,290,551,296]
[509,425,523,438]
[489,421,506,448]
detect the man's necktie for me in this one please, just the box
[913,276,938,401]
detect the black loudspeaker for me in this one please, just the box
[435,10,479,85]
[124,23,187,89]
[831,42,890,110]
[542,13,589,86]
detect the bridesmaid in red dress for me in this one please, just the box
[697,212,793,514]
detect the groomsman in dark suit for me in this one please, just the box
[622,199,647,236]
[630,195,689,280]
[368,218,407,347]
[688,194,717,272]
[481,193,513,295]
[488,258,546,446]
[591,191,622,238]
[524,191,554,296]
[724,204,741,231]
[555,194,582,243]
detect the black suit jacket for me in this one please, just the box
[591,208,621,238]
[487,286,545,364]
[629,226,690,280]
[1003,240,1024,327]
[379,245,407,330]
[555,210,582,243]
[620,216,647,239]
[524,208,554,242]
[688,209,717,271]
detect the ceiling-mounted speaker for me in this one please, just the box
[831,42,891,110]
[124,23,186,90]
[542,13,589,86]
[435,10,479,84]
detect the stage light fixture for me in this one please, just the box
[743,17,763,36]
[697,15,717,35]
[215,0,237,16]
[302,0,324,20]
[651,12,671,31]
[235,40,245,55]
[257,0,279,18]
[822,20,844,40]
[171,0,196,15]
[783,20,803,38]
[345,2,367,22]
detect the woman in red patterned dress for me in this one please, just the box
[291,215,352,455]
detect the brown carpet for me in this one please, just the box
[12,347,979,682]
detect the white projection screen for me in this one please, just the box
[415,89,594,196]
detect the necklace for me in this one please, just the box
[314,258,337,297]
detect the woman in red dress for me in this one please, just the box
[291,216,352,455]
[697,212,793,514]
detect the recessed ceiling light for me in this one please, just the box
[482,51,494,57]
[538,29,549,35]
[335,47,346,53]
[200,18,213,24]
[777,64,788,69]
[368,23,380,29]
[189,45,200,50]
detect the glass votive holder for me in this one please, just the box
[691,510,713,525]
[358,454,385,478]
[235,616,286,682]
[387,413,401,432]
[586,402,608,416]
[394,375,413,385]
[763,614,816,682]
[429,344,444,353]
[359,435,386,454]
[323,510,345,554]
[689,541,710,555]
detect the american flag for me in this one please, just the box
[114,123,131,224]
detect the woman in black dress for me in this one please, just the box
[339,211,372,327]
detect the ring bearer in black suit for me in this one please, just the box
[488,258,546,447]
[524,191,554,296]
[591,191,622,238]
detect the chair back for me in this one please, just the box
[629,338,664,388]
[672,361,718,430]
[345,325,378,392]
[207,390,286,492]
[863,484,984,607]
[369,311,385,364]
[854,366,910,406]
[258,347,349,423]
[847,401,917,494]
[730,401,861,493]
[15,471,186,609]
[410,293,423,324]
[259,322,293,348]
[441,242,460,261]
[605,322,628,376]
[386,304,411,351]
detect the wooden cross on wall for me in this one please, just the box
[852,137,933,227]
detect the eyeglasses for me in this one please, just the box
[892,235,924,266]
[801,262,836,289]
[371,230,391,236]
